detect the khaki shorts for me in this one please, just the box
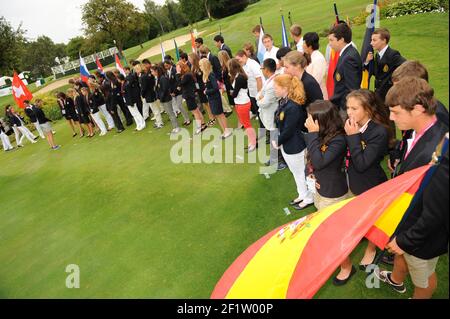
[40,122,52,134]
[404,253,439,288]
[314,191,353,211]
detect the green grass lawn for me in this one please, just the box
[0,0,448,299]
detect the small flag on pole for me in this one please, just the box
[96,56,105,75]
[160,38,166,61]
[12,71,33,109]
[174,39,180,61]
[79,54,90,83]
[257,17,265,64]
[190,31,196,53]
[115,53,126,76]
[281,15,289,48]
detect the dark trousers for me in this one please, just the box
[110,106,124,131]
[249,96,258,116]
[117,98,133,126]
[136,97,143,116]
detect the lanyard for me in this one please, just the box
[404,118,437,160]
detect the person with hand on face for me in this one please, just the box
[335,89,393,285]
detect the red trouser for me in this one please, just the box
[235,101,256,146]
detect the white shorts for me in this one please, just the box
[404,253,439,288]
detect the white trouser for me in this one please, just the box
[148,101,163,126]
[142,100,150,120]
[91,112,107,135]
[127,104,146,130]
[18,126,37,144]
[281,147,314,204]
[33,122,45,138]
[172,95,189,122]
[12,126,22,145]
[1,131,13,150]
[98,104,115,129]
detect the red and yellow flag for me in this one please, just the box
[211,165,431,299]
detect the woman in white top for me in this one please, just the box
[228,58,257,152]
[303,32,328,100]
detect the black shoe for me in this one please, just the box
[333,266,356,286]
[289,199,303,206]
[381,254,394,266]
[292,202,314,211]
[277,162,288,171]
[117,129,124,133]
[225,111,233,118]
[264,160,270,166]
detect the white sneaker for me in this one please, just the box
[99,132,107,136]
[151,116,156,121]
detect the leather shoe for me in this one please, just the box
[333,266,356,286]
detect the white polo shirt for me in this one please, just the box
[263,46,279,64]
[243,58,264,98]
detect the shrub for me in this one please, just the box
[381,0,448,19]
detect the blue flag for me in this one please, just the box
[281,15,289,48]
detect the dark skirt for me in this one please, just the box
[208,95,224,115]
[185,97,198,111]
[197,91,208,104]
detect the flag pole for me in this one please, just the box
[333,3,340,24]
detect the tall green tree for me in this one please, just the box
[21,36,66,78]
[81,0,145,52]
[179,0,207,24]
[0,16,26,75]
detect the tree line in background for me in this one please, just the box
[0,0,255,79]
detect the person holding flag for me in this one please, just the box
[328,22,362,119]
[289,24,303,52]
[364,28,405,102]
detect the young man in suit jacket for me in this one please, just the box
[328,23,362,118]
[365,28,406,102]
[199,45,223,82]
[375,76,448,298]
[214,35,232,58]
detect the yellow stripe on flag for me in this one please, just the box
[361,70,369,89]
[372,193,414,238]
[226,198,354,299]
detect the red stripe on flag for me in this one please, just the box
[365,226,390,249]
[210,227,282,299]
[326,50,339,98]
[285,165,430,298]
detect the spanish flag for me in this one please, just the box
[211,165,431,299]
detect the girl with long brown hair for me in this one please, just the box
[188,53,215,127]
[176,61,207,135]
